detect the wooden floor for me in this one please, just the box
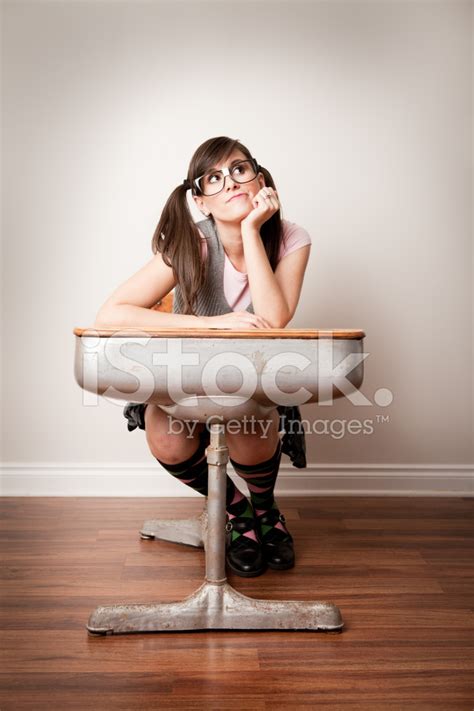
[1,496,473,710]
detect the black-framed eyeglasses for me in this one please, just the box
[194,157,259,196]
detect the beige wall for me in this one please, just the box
[1,1,472,482]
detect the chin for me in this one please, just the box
[225,204,252,216]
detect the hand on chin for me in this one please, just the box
[241,187,279,231]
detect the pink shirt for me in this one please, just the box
[198,219,312,311]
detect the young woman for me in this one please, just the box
[94,136,312,578]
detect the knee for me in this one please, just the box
[149,436,203,466]
[228,433,281,466]
[147,430,202,464]
[145,408,205,464]
[226,411,281,465]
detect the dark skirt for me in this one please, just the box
[123,402,307,469]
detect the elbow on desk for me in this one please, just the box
[93,320,110,330]
[266,316,291,329]
[267,308,292,330]
[93,306,118,330]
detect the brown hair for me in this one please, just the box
[151,136,284,315]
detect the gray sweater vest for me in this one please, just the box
[172,217,255,316]
[165,216,307,469]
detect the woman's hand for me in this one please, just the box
[202,311,273,329]
[241,186,280,232]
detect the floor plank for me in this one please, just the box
[0,496,473,710]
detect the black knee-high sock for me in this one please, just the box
[229,439,291,541]
[155,433,251,524]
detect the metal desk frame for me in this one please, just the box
[86,422,343,635]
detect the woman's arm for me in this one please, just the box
[93,251,206,329]
[273,243,311,325]
[242,225,311,328]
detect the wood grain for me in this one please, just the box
[0,496,472,710]
[73,327,366,339]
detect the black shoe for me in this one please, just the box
[225,515,267,577]
[253,507,295,570]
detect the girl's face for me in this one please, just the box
[192,149,265,223]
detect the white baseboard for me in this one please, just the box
[1,462,473,496]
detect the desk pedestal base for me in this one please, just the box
[140,510,206,548]
[87,580,342,634]
[87,423,343,635]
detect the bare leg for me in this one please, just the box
[225,408,281,465]
[144,404,205,463]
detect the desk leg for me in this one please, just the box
[87,423,343,634]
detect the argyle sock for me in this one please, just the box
[155,432,256,542]
[229,438,291,542]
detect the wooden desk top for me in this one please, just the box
[73,327,365,340]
